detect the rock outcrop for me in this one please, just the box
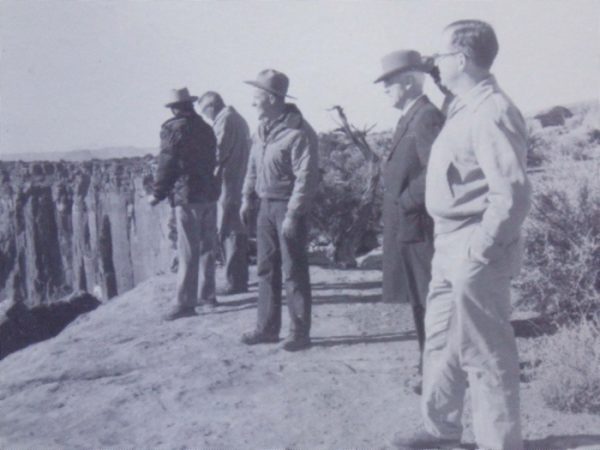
[0,157,175,308]
[534,106,573,127]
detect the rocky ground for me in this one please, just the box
[1,266,599,449]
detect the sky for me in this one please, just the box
[0,0,598,155]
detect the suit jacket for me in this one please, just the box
[383,95,444,243]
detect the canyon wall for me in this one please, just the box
[0,157,176,308]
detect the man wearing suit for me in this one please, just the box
[375,50,444,377]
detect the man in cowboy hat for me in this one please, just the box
[239,69,319,351]
[197,91,251,296]
[148,87,220,320]
[374,50,444,383]
[393,20,531,449]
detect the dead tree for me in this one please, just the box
[328,106,381,267]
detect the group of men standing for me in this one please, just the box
[147,18,531,450]
[148,69,318,352]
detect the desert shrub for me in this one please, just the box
[310,131,387,255]
[532,319,600,414]
[515,172,600,322]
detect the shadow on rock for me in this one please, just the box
[525,434,600,450]
[312,281,381,291]
[0,292,100,360]
[313,293,381,305]
[311,331,415,348]
[441,434,600,450]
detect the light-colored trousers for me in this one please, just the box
[175,202,217,307]
[421,224,524,450]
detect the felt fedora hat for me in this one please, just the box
[374,50,427,83]
[244,69,297,99]
[165,87,199,107]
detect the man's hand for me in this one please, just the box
[240,202,252,228]
[147,195,160,207]
[282,215,297,239]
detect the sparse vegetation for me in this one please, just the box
[514,171,600,322]
[516,101,600,414]
[531,319,600,414]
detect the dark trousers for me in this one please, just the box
[220,232,249,291]
[256,199,312,337]
[175,202,217,306]
[398,239,434,372]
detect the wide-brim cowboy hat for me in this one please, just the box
[244,69,297,99]
[165,87,198,107]
[374,50,428,83]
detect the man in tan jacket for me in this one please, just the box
[393,20,531,450]
[240,69,319,352]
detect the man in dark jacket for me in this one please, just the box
[197,91,251,295]
[148,87,220,320]
[240,69,319,351]
[375,51,444,377]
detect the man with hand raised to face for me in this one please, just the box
[375,49,444,392]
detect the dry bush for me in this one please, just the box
[310,131,387,257]
[514,167,600,322]
[532,319,600,414]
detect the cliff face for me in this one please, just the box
[0,157,175,307]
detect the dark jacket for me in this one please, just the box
[382,95,443,304]
[383,95,444,243]
[242,104,319,220]
[153,110,219,206]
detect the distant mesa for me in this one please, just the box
[534,106,573,128]
[0,146,156,162]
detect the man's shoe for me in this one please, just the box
[241,330,279,345]
[390,429,461,449]
[163,306,197,321]
[200,298,219,310]
[282,335,311,352]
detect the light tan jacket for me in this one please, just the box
[425,76,531,264]
[242,104,319,220]
[213,106,251,207]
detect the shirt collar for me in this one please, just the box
[447,75,497,118]
[399,94,424,118]
[213,105,230,125]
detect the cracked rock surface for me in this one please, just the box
[1,267,599,449]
